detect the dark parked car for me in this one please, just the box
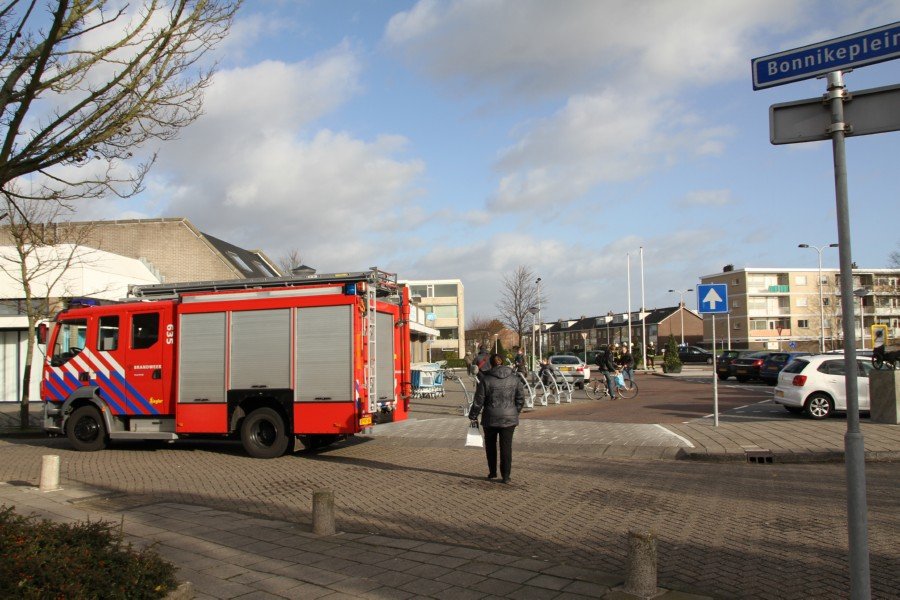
[731,351,774,382]
[759,352,811,385]
[715,350,753,380]
[678,345,714,364]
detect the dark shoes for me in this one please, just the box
[501,477,510,484]
[487,473,497,480]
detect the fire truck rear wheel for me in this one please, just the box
[66,406,108,452]
[241,407,289,459]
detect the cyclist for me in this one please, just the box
[596,344,619,399]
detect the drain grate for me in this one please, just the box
[746,450,774,464]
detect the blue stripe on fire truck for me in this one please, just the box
[107,370,158,415]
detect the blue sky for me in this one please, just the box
[76,0,900,324]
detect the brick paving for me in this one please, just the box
[1,374,898,599]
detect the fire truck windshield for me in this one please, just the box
[51,319,87,366]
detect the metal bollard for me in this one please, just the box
[624,529,659,598]
[39,455,60,492]
[312,489,336,536]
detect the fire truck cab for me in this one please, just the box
[42,269,411,458]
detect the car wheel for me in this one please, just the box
[66,406,108,452]
[717,374,729,381]
[764,379,776,386]
[784,406,803,415]
[241,407,289,458]
[804,393,833,419]
[736,376,749,383]
[706,357,713,365]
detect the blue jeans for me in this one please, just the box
[602,371,616,397]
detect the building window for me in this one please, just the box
[798,319,810,328]
[796,297,808,307]
[438,327,458,340]
[433,305,458,318]
[823,298,830,306]
[732,278,739,285]
[732,299,740,308]
[796,275,807,285]
[733,322,742,330]
[433,283,458,297]
[750,319,768,330]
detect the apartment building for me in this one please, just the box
[401,279,465,360]
[699,266,900,351]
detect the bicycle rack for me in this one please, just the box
[444,370,475,417]
[518,372,536,409]
[554,367,574,403]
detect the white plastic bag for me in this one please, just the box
[465,421,483,448]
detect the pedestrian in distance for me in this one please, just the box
[538,357,553,387]
[514,348,527,374]
[647,342,656,369]
[618,343,635,382]
[464,351,474,375]
[473,344,491,382]
[468,353,526,484]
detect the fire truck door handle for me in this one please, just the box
[152,369,162,380]
[78,371,90,382]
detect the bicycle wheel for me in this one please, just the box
[584,378,602,400]
[617,379,638,399]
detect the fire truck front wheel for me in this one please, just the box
[241,407,290,459]
[66,406,108,452]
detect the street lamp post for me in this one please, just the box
[536,277,543,362]
[799,243,838,353]
[854,288,873,349]
[668,288,693,346]
[493,333,499,354]
[528,306,538,370]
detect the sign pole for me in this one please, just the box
[827,70,871,600]
[711,316,718,427]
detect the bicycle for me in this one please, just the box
[584,371,638,400]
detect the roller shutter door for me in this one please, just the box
[296,305,352,402]
[178,312,226,403]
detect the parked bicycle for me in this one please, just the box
[584,371,638,400]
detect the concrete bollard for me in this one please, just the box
[39,455,60,492]
[312,489,336,536]
[624,529,659,598]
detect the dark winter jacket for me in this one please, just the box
[468,365,525,428]
[598,349,618,372]
[618,351,634,368]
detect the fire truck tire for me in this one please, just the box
[66,406,108,452]
[241,407,289,458]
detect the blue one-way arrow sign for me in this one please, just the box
[697,284,728,314]
[752,21,900,90]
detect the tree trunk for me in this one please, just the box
[19,362,31,429]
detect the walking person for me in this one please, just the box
[618,343,635,382]
[469,354,526,483]
[647,342,656,369]
[514,348,527,374]
[473,344,491,382]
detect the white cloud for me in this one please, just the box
[678,189,736,207]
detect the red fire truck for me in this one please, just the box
[41,269,411,458]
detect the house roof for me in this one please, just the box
[542,306,691,333]
[201,232,280,278]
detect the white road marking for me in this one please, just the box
[655,424,695,448]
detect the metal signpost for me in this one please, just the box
[697,284,728,427]
[751,22,900,600]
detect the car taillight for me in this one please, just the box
[753,359,763,366]
[577,366,583,372]
[792,375,807,386]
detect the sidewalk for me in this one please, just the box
[0,478,711,600]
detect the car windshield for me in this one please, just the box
[746,352,770,359]
[720,351,741,359]
[767,353,789,364]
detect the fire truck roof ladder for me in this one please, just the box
[129,268,399,299]
[365,276,378,415]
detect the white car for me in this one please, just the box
[773,354,874,419]
[547,355,590,389]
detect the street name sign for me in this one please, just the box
[697,284,728,314]
[752,21,900,90]
[770,82,900,144]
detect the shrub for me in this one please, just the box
[0,505,177,599]
[663,335,682,372]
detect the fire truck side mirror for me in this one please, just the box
[37,323,48,345]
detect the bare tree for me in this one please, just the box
[496,265,543,345]
[0,195,97,428]
[278,248,303,276]
[467,314,504,350]
[890,243,900,268]
[0,0,240,209]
